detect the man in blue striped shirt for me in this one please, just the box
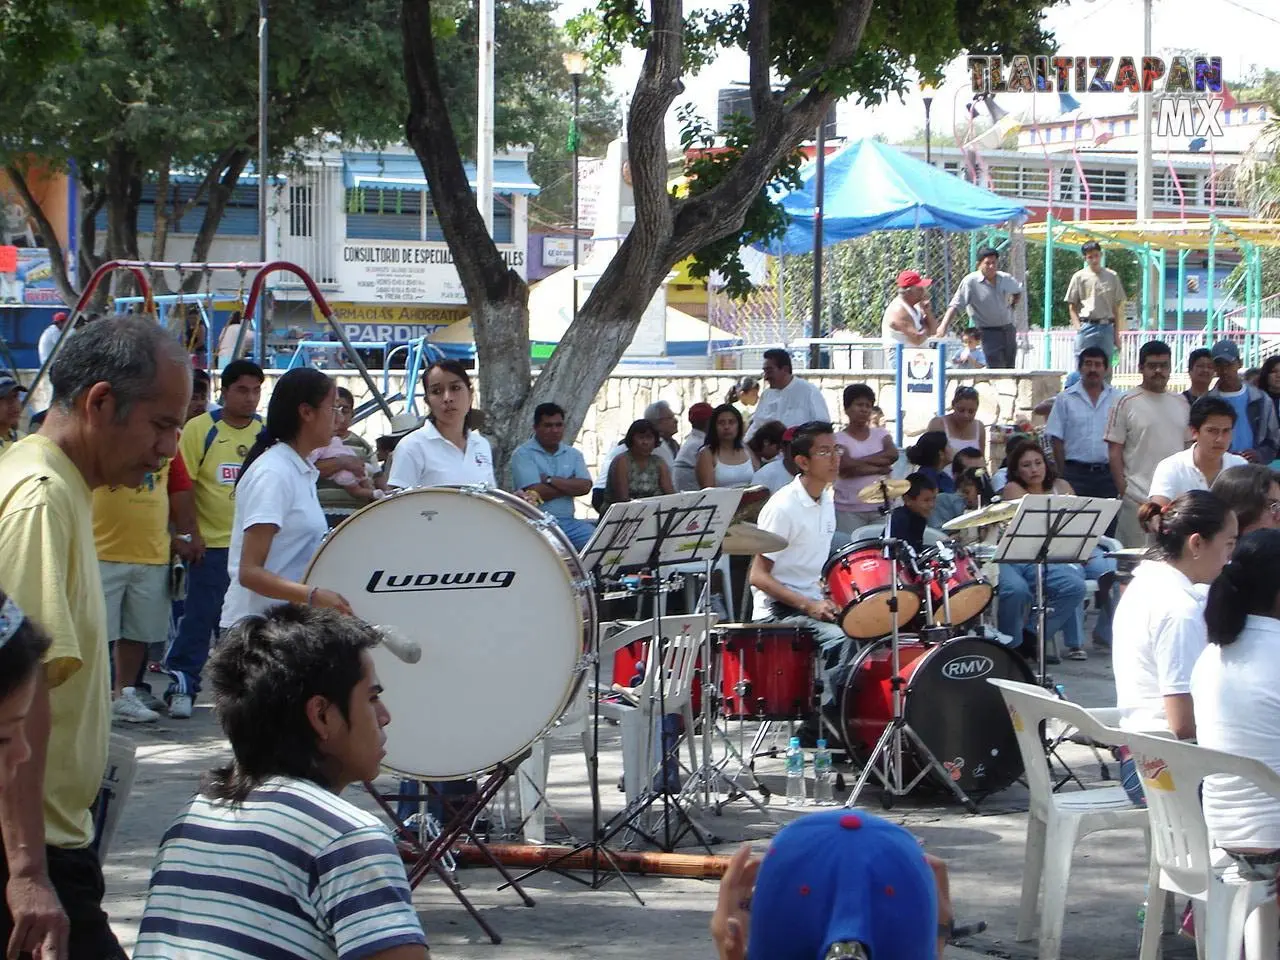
[136,606,429,960]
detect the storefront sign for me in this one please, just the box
[314,301,467,343]
[542,236,594,268]
[338,242,526,304]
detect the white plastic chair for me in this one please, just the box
[596,615,714,806]
[1121,731,1280,960]
[989,679,1153,960]
[515,680,592,844]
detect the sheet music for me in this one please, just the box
[579,488,744,579]
[994,494,1121,565]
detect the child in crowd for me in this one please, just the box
[888,471,938,554]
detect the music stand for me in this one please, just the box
[993,495,1119,686]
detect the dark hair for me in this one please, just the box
[422,359,475,430]
[1259,356,1280,399]
[193,368,212,388]
[906,430,948,469]
[725,376,758,404]
[1081,240,1102,255]
[1077,346,1109,368]
[976,247,1000,263]
[227,310,243,325]
[335,386,355,409]
[1205,529,1280,646]
[842,383,875,409]
[220,358,266,394]
[951,446,982,476]
[0,589,52,702]
[747,419,786,458]
[1188,347,1213,372]
[534,402,565,425]
[1138,340,1172,366]
[789,420,834,460]
[904,471,937,498]
[955,466,996,504]
[1190,395,1237,431]
[203,605,379,802]
[238,368,333,483]
[1211,464,1279,532]
[762,348,792,372]
[623,418,659,449]
[50,316,189,419]
[1005,438,1055,491]
[702,403,745,451]
[951,385,979,407]
[376,434,405,453]
[1137,489,1233,563]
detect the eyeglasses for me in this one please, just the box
[805,448,840,458]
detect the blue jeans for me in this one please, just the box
[997,562,1087,650]
[1075,321,1116,359]
[163,547,230,697]
[553,515,596,551]
[1080,546,1118,645]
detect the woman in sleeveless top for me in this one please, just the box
[607,418,674,505]
[696,403,760,489]
[926,385,985,466]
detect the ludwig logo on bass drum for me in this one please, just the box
[941,655,994,680]
[366,569,517,593]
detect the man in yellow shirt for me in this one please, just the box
[0,316,190,959]
[0,374,24,456]
[163,358,263,719]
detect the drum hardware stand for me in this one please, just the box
[366,761,533,944]
[845,538,980,813]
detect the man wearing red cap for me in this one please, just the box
[37,311,70,367]
[880,270,937,350]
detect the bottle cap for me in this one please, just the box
[789,737,801,747]
[817,738,827,748]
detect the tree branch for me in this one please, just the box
[5,163,79,307]
[778,0,874,101]
[746,0,775,122]
[623,0,683,249]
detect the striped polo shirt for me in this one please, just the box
[136,777,427,960]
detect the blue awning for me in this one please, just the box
[342,153,540,195]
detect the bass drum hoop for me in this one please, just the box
[304,484,596,779]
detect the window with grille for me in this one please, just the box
[1057,167,1076,202]
[1152,171,1198,206]
[1082,168,1129,204]
[94,182,260,236]
[1205,170,1239,208]
[345,188,422,241]
[288,185,313,238]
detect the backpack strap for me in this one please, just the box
[198,409,224,470]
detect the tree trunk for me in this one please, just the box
[3,163,80,308]
[181,149,251,292]
[103,141,142,300]
[149,161,173,292]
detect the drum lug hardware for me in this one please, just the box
[530,515,559,532]
[575,653,597,673]
[571,577,594,593]
[457,483,493,496]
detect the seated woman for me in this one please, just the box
[926,385,985,468]
[696,404,760,490]
[905,431,955,494]
[606,418,675,506]
[1000,438,1117,657]
[1193,528,1280,880]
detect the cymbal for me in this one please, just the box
[856,478,912,504]
[941,500,1018,532]
[722,522,788,556]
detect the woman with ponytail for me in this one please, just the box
[1112,491,1236,741]
[220,368,351,628]
[1192,529,1280,871]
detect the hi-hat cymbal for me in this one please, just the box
[856,478,912,504]
[722,522,788,555]
[941,500,1018,532]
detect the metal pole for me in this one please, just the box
[1136,0,1154,329]
[477,0,495,232]
[924,98,933,166]
[809,122,825,370]
[571,74,581,324]
[257,0,268,365]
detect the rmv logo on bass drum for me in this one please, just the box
[941,655,995,680]
[366,569,517,593]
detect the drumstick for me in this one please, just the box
[372,625,423,664]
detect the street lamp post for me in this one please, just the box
[563,51,587,325]
[921,85,936,165]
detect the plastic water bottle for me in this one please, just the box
[786,737,806,805]
[813,739,834,805]
[1136,883,1148,952]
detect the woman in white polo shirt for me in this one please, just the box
[388,359,495,489]
[221,368,352,627]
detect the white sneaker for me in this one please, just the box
[168,692,194,719]
[112,688,160,724]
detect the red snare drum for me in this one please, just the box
[612,639,703,714]
[716,624,815,720]
[925,546,993,624]
[840,635,1031,794]
[823,541,921,639]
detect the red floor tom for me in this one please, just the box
[715,624,816,720]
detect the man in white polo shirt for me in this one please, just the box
[1148,396,1245,509]
[744,349,830,442]
[749,421,847,737]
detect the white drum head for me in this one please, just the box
[305,487,590,780]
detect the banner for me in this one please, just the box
[0,247,63,306]
[313,301,467,343]
[337,241,526,304]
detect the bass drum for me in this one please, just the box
[841,635,1031,795]
[305,486,594,781]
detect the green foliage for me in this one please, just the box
[0,0,144,87]
[1025,243,1141,328]
[1233,72,1280,218]
[677,105,804,300]
[1227,248,1280,301]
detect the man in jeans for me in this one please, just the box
[163,359,263,718]
[1046,346,1119,501]
[938,247,1023,368]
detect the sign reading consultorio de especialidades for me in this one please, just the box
[968,54,1228,138]
[339,241,526,304]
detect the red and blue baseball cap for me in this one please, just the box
[747,810,938,960]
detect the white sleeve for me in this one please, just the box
[756,498,794,564]
[1148,455,1178,501]
[237,459,287,531]
[1152,609,1207,696]
[1044,395,1066,441]
[480,437,497,486]
[387,437,423,489]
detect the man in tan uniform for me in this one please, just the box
[1065,240,1126,361]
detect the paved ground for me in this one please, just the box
[102,644,1193,959]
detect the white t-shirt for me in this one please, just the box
[387,421,495,489]
[37,323,62,365]
[744,377,830,441]
[1104,388,1192,504]
[752,458,795,495]
[221,443,329,627]
[672,429,705,492]
[1148,446,1246,502]
[751,476,836,619]
[1112,560,1207,733]
[1193,614,1280,849]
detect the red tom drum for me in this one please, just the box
[715,624,816,720]
[823,540,921,639]
[925,546,993,624]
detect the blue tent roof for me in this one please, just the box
[758,139,1028,256]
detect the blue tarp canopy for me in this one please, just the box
[758,139,1028,256]
[342,152,540,195]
